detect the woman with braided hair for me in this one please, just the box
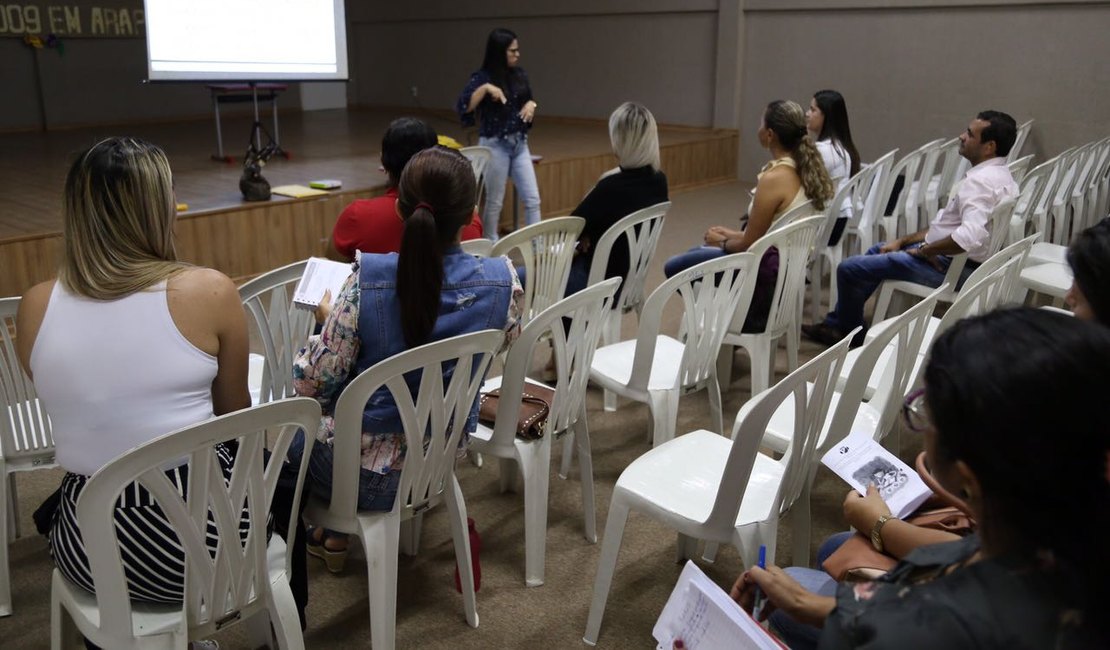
[663,99,833,330]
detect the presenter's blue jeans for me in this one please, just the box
[480,133,541,240]
[821,243,969,336]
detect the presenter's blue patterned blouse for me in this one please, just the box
[456,68,534,139]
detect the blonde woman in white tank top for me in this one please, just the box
[13,138,264,618]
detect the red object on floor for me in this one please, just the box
[454,517,482,593]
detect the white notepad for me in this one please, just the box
[821,430,933,519]
[292,257,353,309]
[653,561,786,650]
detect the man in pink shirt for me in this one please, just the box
[803,110,1019,346]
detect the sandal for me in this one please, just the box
[306,526,349,574]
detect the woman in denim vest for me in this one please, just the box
[290,147,523,571]
[456,27,541,240]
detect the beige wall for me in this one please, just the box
[736,1,1110,177]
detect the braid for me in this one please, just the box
[792,134,834,211]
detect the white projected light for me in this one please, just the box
[143,0,348,81]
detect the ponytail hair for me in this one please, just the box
[764,100,834,211]
[395,147,477,347]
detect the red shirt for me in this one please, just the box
[331,187,484,258]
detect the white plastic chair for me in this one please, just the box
[50,397,320,650]
[718,215,825,395]
[1008,118,1035,164]
[469,278,620,586]
[872,195,1017,323]
[491,217,585,326]
[582,330,853,646]
[1020,261,1072,300]
[1007,154,1035,184]
[303,330,502,650]
[930,137,965,213]
[1,296,57,618]
[1007,157,1059,246]
[886,139,945,240]
[582,202,669,411]
[460,238,494,257]
[809,150,894,321]
[588,252,759,448]
[460,145,493,211]
[238,260,319,404]
[911,138,949,236]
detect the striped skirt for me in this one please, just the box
[48,444,252,604]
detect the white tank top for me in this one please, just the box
[31,281,218,476]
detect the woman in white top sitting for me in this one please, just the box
[15,138,254,609]
[806,89,861,245]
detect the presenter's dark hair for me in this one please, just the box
[481,27,519,91]
[925,308,1110,645]
[381,118,438,187]
[813,90,861,176]
[1067,217,1110,325]
[396,147,477,347]
[976,110,1018,157]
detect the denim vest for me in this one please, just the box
[350,248,514,434]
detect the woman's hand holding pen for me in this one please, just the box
[730,565,835,627]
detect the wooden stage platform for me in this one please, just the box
[0,107,737,297]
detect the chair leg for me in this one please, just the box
[469,451,483,468]
[701,542,719,564]
[0,467,11,617]
[445,475,479,627]
[558,433,574,480]
[8,474,20,541]
[574,418,598,544]
[675,533,698,563]
[519,440,551,587]
[244,608,276,650]
[647,389,679,448]
[790,484,813,567]
[707,373,724,436]
[747,338,772,398]
[786,324,801,373]
[583,499,630,646]
[808,258,823,323]
[360,516,401,650]
[872,282,894,325]
[715,344,734,389]
[399,512,423,557]
[602,314,621,412]
[498,457,518,494]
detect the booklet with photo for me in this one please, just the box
[292,257,353,310]
[653,561,786,650]
[821,430,933,519]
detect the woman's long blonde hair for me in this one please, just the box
[60,137,188,299]
[764,100,834,210]
[609,102,660,171]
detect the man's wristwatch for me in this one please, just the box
[720,239,728,251]
[870,514,892,552]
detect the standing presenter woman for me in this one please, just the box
[456,27,541,240]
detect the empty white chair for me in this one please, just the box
[588,252,759,448]
[872,195,1017,323]
[1008,157,1059,246]
[810,150,895,321]
[1008,154,1035,184]
[460,145,493,208]
[718,215,825,395]
[0,296,57,618]
[50,397,320,650]
[1020,261,1072,300]
[885,139,945,240]
[932,137,965,209]
[470,278,619,586]
[491,216,585,326]
[582,331,853,646]
[912,138,949,236]
[238,260,319,404]
[583,202,669,411]
[303,330,502,650]
[460,238,494,257]
[1008,118,1035,164]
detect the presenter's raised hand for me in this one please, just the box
[485,83,507,104]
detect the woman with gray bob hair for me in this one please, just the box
[563,101,669,297]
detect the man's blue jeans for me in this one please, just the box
[823,243,963,334]
[479,133,541,240]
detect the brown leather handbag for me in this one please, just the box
[822,452,975,581]
[477,385,556,441]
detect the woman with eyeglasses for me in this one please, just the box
[730,308,1110,649]
[456,27,540,240]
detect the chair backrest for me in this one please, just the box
[889,138,944,235]
[825,150,893,240]
[933,137,965,205]
[491,216,586,324]
[766,199,815,235]
[1007,154,1035,184]
[1008,118,1034,164]
[934,253,1028,339]
[460,146,492,190]
[460,238,494,257]
[487,279,620,448]
[740,215,825,336]
[628,253,759,393]
[705,328,854,533]
[961,233,1039,302]
[829,288,945,448]
[1090,138,1110,225]
[1069,139,1108,232]
[75,397,320,641]
[0,296,55,464]
[1008,156,1058,244]
[238,259,318,403]
[585,201,669,316]
[938,194,1017,287]
[328,330,502,521]
[1046,144,1091,245]
[915,138,950,229]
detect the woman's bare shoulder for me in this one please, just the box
[168,266,238,301]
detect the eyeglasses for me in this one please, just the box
[902,388,930,432]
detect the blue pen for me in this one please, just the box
[752,544,768,620]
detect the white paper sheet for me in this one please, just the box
[292,257,353,309]
[821,429,933,519]
[653,561,785,650]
